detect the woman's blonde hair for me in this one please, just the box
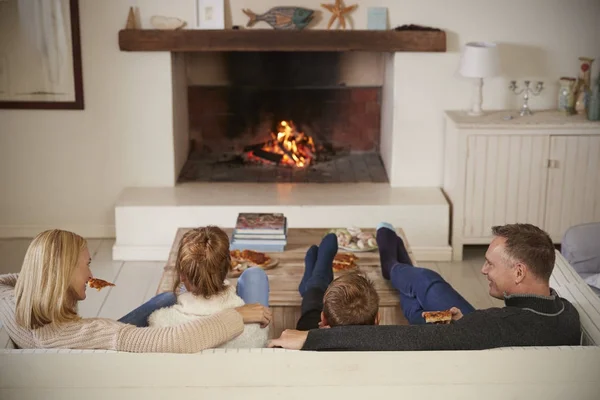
[15,229,87,329]
[174,226,231,298]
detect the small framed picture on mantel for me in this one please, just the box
[196,0,225,29]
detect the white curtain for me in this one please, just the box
[17,0,68,85]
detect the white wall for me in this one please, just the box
[0,0,180,237]
[388,0,600,186]
[1,0,599,237]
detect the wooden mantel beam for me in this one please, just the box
[118,29,446,53]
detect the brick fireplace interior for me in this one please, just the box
[178,51,388,183]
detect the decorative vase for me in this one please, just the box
[574,57,594,114]
[588,73,600,121]
[558,77,576,115]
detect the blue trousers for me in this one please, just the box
[118,267,270,327]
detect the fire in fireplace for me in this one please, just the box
[178,52,389,184]
[245,121,316,168]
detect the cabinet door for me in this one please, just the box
[544,135,600,240]
[463,135,549,240]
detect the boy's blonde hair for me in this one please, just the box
[174,226,231,298]
[15,229,87,329]
[323,271,379,327]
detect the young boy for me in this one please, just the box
[295,233,380,330]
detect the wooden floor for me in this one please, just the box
[0,238,503,324]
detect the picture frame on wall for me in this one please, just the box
[196,0,225,30]
[0,0,84,110]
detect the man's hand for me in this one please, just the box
[268,329,309,350]
[235,303,272,328]
[449,307,463,321]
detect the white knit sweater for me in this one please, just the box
[149,283,268,349]
[0,274,244,352]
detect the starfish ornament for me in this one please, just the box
[321,0,358,30]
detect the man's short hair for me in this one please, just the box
[491,223,555,281]
[323,272,379,327]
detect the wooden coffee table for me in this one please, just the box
[162,228,414,337]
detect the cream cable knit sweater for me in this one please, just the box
[0,274,244,352]
[149,283,268,349]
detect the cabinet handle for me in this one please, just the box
[546,159,559,168]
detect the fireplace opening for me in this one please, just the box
[178,52,388,183]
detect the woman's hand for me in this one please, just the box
[267,329,309,350]
[235,303,272,328]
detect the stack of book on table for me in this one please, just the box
[230,213,287,252]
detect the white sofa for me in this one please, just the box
[1,251,600,400]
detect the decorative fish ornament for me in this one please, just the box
[242,7,315,30]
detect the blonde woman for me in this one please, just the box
[0,229,272,352]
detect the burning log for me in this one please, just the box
[243,120,318,168]
[243,143,266,153]
[251,149,284,164]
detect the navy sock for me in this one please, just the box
[306,233,337,292]
[397,235,413,267]
[376,226,400,280]
[299,245,318,297]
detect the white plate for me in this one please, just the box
[329,229,378,252]
[339,245,378,253]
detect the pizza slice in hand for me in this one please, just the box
[87,278,116,291]
[422,310,453,324]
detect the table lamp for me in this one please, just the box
[458,42,500,116]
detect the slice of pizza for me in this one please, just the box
[333,252,359,272]
[240,249,271,267]
[87,278,116,291]
[423,310,452,324]
[230,249,271,268]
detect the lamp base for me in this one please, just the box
[467,109,484,117]
[466,77,484,117]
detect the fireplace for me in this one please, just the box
[177,52,388,183]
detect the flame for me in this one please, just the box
[248,121,316,168]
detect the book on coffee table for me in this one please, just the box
[235,213,286,234]
[231,212,287,251]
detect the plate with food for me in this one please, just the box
[329,227,378,252]
[228,249,279,278]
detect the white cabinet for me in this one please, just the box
[463,134,549,239]
[544,135,600,239]
[444,110,600,260]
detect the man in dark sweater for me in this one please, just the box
[269,223,581,351]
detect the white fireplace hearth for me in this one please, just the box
[113,183,451,262]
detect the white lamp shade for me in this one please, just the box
[458,42,500,78]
